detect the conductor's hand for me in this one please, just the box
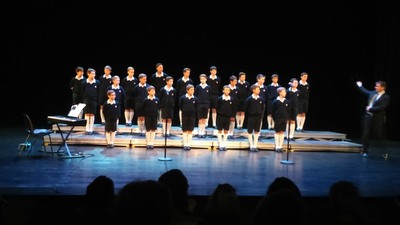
[356,81,362,87]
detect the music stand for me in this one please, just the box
[158,117,172,161]
[281,122,294,165]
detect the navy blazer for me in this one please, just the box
[358,86,390,122]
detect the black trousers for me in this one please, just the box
[361,113,386,153]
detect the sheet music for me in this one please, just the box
[67,103,86,117]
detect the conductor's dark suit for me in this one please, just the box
[358,86,390,153]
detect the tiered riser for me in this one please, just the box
[44,124,362,152]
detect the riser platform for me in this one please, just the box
[45,124,362,152]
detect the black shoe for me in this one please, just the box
[289,138,295,142]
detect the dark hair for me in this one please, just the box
[138,73,147,79]
[146,85,155,92]
[155,63,163,68]
[186,84,194,90]
[256,74,265,80]
[251,84,260,91]
[107,90,116,96]
[277,87,286,94]
[238,72,246,77]
[271,74,279,78]
[75,66,84,73]
[376,80,387,89]
[199,74,207,79]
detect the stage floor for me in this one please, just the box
[1,127,400,198]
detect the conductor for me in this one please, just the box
[356,80,390,157]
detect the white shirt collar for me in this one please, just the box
[107,99,116,104]
[252,94,259,100]
[222,95,231,101]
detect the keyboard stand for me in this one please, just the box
[53,123,85,159]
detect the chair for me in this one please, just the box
[20,113,54,157]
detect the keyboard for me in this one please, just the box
[47,115,86,126]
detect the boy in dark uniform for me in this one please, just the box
[194,74,211,138]
[103,90,121,148]
[236,72,250,129]
[159,76,176,137]
[254,74,267,129]
[272,87,290,152]
[265,74,281,130]
[121,66,138,126]
[286,78,300,141]
[179,84,198,150]
[106,75,126,132]
[98,65,113,125]
[216,85,236,151]
[133,73,150,136]
[149,63,168,127]
[69,66,85,118]
[82,68,100,135]
[206,66,221,128]
[227,75,239,139]
[143,86,160,150]
[297,72,310,132]
[176,68,193,127]
[244,84,265,152]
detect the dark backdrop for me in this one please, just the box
[4,1,399,140]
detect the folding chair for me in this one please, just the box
[20,113,54,157]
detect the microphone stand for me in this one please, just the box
[158,116,172,161]
[128,126,133,149]
[281,121,294,165]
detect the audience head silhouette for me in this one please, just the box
[328,180,370,224]
[203,183,243,224]
[266,176,302,198]
[158,168,190,213]
[205,183,241,215]
[115,179,172,225]
[85,175,115,210]
[254,177,306,225]
[254,189,306,225]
